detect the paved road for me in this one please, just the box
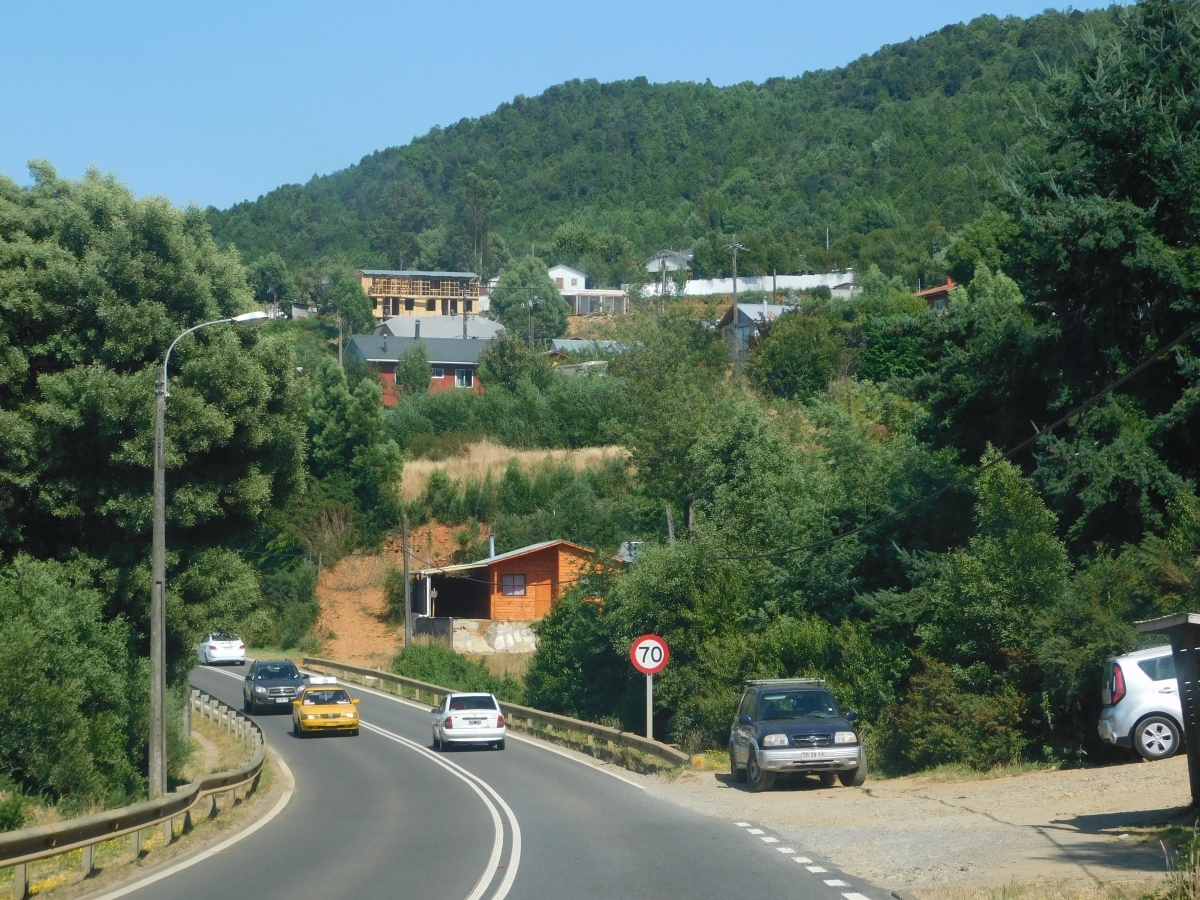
[123,663,891,900]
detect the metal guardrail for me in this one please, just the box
[303,656,693,768]
[0,689,265,899]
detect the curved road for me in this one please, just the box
[120,663,889,900]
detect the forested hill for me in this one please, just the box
[207,8,1110,284]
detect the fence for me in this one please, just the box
[302,656,693,768]
[0,689,264,900]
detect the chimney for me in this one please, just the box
[489,534,496,558]
[414,319,420,340]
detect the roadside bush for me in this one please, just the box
[392,642,524,703]
[885,658,1027,771]
[261,560,320,649]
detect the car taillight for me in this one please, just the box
[239,644,245,650]
[444,717,453,729]
[1112,663,1127,706]
[209,645,217,650]
[496,714,505,728]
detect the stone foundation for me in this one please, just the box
[452,619,538,655]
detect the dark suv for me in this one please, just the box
[243,660,305,714]
[729,678,866,792]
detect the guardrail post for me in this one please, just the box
[12,861,27,899]
[133,826,143,856]
[81,842,94,876]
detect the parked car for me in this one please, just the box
[196,632,246,666]
[1098,645,1182,760]
[243,659,305,714]
[729,678,865,792]
[431,693,506,751]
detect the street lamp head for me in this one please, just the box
[233,311,270,323]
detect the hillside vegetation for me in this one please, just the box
[206,8,1111,287]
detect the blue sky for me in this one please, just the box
[1,1,1096,210]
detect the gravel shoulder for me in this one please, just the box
[643,756,1194,891]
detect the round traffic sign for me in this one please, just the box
[630,634,670,675]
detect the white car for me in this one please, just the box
[1098,645,1182,760]
[432,693,506,751]
[196,632,246,666]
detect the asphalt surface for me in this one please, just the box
[119,663,892,900]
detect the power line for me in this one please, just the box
[715,316,1200,562]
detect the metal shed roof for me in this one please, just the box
[346,335,490,365]
[360,269,478,279]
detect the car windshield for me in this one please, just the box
[449,696,497,711]
[304,689,350,705]
[211,632,237,641]
[759,690,839,720]
[257,664,300,680]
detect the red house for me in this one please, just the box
[915,276,959,310]
[346,334,489,406]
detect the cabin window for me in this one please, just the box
[501,574,526,596]
[426,299,436,311]
[405,298,414,311]
[431,367,444,378]
[455,369,473,388]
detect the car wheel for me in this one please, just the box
[838,763,867,787]
[729,742,747,783]
[433,731,441,751]
[1134,715,1181,761]
[819,772,837,788]
[244,696,253,715]
[747,751,776,792]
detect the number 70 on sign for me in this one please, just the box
[630,634,669,674]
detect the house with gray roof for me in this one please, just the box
[346,333,493,404]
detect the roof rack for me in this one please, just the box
[745,678,826,687]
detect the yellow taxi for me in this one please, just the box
[292,677,361,737]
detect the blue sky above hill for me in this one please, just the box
[1,0,1099,209]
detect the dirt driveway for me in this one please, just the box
[645,756,1195,891]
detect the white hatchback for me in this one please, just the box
[1098,645,1182,760]
[432,693,506,751]
[196,632,246,666]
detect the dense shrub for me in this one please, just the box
[261,560,320,649]
[392,642,523,703]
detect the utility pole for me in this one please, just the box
[727,241,748,365]
[402,515,413,650]
[826,228,830,253]
[527,294,537,347]
[150,365,167,800]
[772,268,777,305]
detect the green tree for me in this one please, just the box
[246,252,296,309]
[395,341,433,395]
[488,256,569,341]
[477,331,552,391]
[745,310,846,399]
[326,272,375,336]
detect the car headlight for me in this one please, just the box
[762,733,790,747]
[834,731,858,744]
[254,686,266,694]
[304,714,317,720]
[343,712,357,719]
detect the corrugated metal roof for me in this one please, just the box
[346,334,491,365]
[414,539,598,577]
[360,269,478,279]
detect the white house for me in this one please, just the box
[547,264,628,316]
[548,265,586,291]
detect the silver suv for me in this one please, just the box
[1098,646,1182,760]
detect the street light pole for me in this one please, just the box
[149,310,268,799]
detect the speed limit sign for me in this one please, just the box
[630,634,670,675]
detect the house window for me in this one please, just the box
[431,367,444,378]
[501,574,526,596]
[555,278,564,288]
[571,278,579,287]
[426,299,436,311]
[455,368,473,388]
[405,298,414,311]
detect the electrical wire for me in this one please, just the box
[714,316,1200,562]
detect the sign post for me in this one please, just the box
[630,634,670,741]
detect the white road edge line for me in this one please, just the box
[251,663,648,792]
[203,666,522,900]
[361,721,522,900]
[85,752,295,900]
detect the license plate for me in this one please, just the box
[275,697,289,703]
[796,750,822,760]
[466,720,483,726]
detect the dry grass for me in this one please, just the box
[915,879,1160,900]
[400,441,628,502]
